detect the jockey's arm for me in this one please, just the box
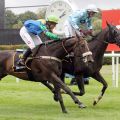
[84,19,93,36]
[69,11,84,31]
[87,19,93,30]
[52,28,65,36]
[40,25,60,40]
[45,31,60,40]
[69,13,81,30]
[87,24,93,36]
[69,17,80,30]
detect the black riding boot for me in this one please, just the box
[15,48,32,71]
[18,48,32,65]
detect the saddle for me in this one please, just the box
[12,50,35,81]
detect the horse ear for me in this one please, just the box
[106,21,111,28]
[75,30,80,39]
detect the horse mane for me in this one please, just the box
[42,39,61,45]
[32,38,67,56]
[88,31,102,43]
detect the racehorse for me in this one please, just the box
[61,23,120,105]
[0,36,92,113]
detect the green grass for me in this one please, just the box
[0,65,120,120]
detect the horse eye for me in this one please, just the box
[114,31,118,35]
[81,44,85,48]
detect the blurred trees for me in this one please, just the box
[92,12,102,34]
[18,11,38,23]
[5,8,102,33]
[5,10,18,29]
[4,8,46,29]
[36,7,47,19]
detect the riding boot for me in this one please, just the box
[18,48,32,65]
[15,48,32,72]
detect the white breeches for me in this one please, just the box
[64,21,84,37]
[20,26,42,49]
[64,20,76,37]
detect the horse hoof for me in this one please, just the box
[78,103,86,108]
[62,110,68,113]
[53,95,58,102]
[93,100,97,106]
[80,92,85,96]
[60,90,66,94]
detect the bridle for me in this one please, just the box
[29,40,62,63]
[105,26,120,45]
[79,39,92,62]
[61,37,92,62]
[61,40,71,55]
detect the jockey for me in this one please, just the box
[64,4,99,37]
[62,4,99,82]
[16,15,60,69]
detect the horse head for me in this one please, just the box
[74,31,94,64]
[60,37,77,55]
[106,22,120,46]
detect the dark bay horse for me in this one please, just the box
[0,36,92,113]
[61,23,120,105]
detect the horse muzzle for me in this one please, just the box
[82,51,94,63]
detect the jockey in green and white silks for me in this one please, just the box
[64,4,99,37]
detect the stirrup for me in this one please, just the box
[14,66,26,72]
[17,59,25,66]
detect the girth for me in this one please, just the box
[32,56,61,63]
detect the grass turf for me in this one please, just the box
[0,65,120,120]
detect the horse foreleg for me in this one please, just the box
[58,90,67,113]
[60,73,65,83]
[53,82,67,113]
[51,73,86,109]
[62,75,85,96]
[73,74,85,96]
[41,81,55,93]
[92,72,108,106]
[41,81,66,104]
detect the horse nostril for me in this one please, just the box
[88,59,94,63]
[83,57,88,63]
[89,59,94,63]
[88,56,94,63]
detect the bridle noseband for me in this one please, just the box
[105,26,120,45]
[62,38,93,62]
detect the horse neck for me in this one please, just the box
[89,28,109,59]
[37,39,75,59]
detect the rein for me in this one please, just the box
[31,40,64,63]
[104,26,119,45]
[62,40,70,55]
[31,38,75,65]
[61,39,78,63]
[103,40,109,44]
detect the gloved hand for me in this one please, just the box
[80,29,93,36]
[79,29,87,36]
[87,29,93,36]
[66,36,75,39]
